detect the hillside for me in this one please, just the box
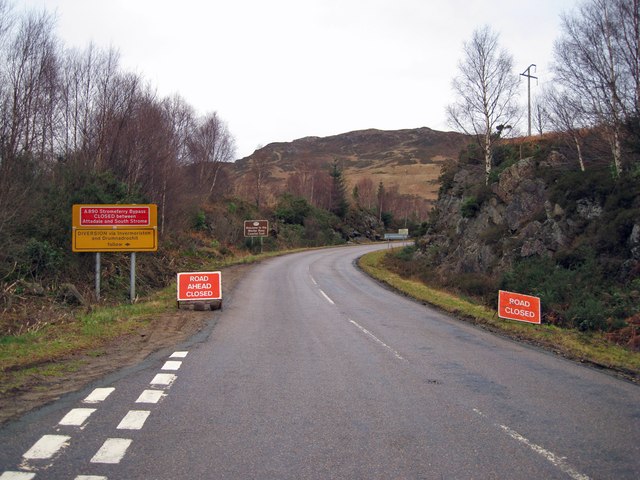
[232,127,470,208]
[395,140,640,349]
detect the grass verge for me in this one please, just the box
[359,249,640,380]
[0,248,304,396]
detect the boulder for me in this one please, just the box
[494,157,537,203]
[576,198,603,220]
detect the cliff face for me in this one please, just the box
[418,150,640,283]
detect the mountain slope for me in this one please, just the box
[232,127,471,206]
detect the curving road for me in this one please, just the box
[1,244,639,479]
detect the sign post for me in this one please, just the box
[244,220,269,253]
[72,204,158,303]
[498,290,541,324]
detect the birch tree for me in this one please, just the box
[188,111,236,199]
[447,25,520,184]
[553,0,639,176]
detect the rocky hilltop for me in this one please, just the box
[233,127,470,205]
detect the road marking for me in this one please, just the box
[150,373,176,386]
[161,360,182,371]
[499,424,591,480]
[136,389,165,404]
[348,319,405,361]
[83,387,115,404]
[319,289,335,305]
[117,410,150,430]
[91,438,132,464]
[471,409,590,480]
[75,476,108,480]
[310,275,318,285]
[170,351,188,358]
[0,472,36,480]
[23,434,70,460]
[58,408,97,427]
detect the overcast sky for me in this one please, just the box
[16,0,579,159]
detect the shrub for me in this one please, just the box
[22,239,63,279]
[449,272,497,301]
[394,245,417,262]
[275,194,311,225]
[192,210,207,231]
[566,295,607,331]
[460,196,481,218]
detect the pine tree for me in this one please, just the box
[329,159,349,218]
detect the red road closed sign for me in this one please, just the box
[498,290,541,324]
[177,272,222,301]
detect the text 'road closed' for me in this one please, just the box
[498,290,541,324]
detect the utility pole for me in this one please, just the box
[520,64,538,137]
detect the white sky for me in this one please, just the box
[15,0,579,159]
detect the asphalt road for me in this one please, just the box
[1,244,639,479]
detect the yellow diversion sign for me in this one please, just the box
[72,204,158,252]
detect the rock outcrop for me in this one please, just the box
[418,153,638,280]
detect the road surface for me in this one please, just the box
[1,244,639,479]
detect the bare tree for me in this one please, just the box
[544,87,589,171]
[532,98,549,136]
[187,111,236,199]
[354,177,376,210]
[447,25,520,184]
[0,8,57,239]
[553,0,639,176]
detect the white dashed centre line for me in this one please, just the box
[0,472,36,480]
[170,351,188,358]
[23,434,71,460]
[58,408,97,427]
[150,373,177,386]
[91,438,132,464]
[319,289,335,305]
[83,387,115,404]
[349,319,405,361]
[499,424,591,480]
[471,408,590,480]
[135,389,165,404]
[74,476,108,480]
[161,360,182,371]
[117,410,151,430]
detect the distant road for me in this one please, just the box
[1,244,639,479]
